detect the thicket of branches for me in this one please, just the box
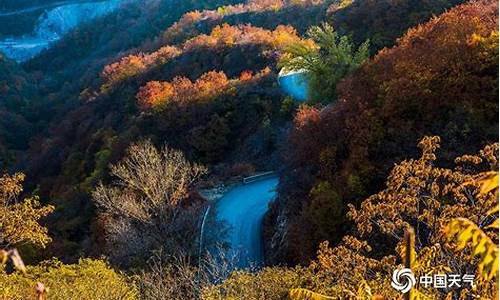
[93,140,207,267]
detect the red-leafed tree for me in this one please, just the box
[277,0,499,264]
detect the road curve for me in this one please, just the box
[213,176,279,269]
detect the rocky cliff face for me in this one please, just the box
[35,0,122,40]
[0,0,123,61]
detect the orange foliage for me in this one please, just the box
[164,0,326,36]
[211,24,242,46]
[164,0,287,40]
[161,0,326,45]
[136,71,230,110]
[246,0,284,11]
[136,81,174,109]
[101,46,180,90]
[294,104,320,128]
[146,45,180,65]
[289,105,322,165]
[194,71,230,100]
[183,24,305,51]
[348,137,499,245]
[289,0,499,190]
[177,10,203,26]
[101,54,147,89]
[163,10,215,42]
[271,25,303,48]
[103,24,305,90]
[170,76,195,105]
[182,34,218,51]
[239,70,254,81]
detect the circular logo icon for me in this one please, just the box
[391,268,416,293]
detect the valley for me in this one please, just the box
[0,0,497,299]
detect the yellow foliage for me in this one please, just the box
[289,288,335,299]
[445,171,499,281]
[286,138,498,300]
[0,259,138,300]
[445,217,498,280]
[202,267,307,300]
[0,173,54,248]
[478,172,499,195]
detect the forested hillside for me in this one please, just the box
[0,0,498,299]
[266,0,499,265]
[0,54,38,168]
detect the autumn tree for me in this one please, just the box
[161,0,313,44]
[279,23,369,103]
[101,55,147,91]
[92,140,207,267]
[136,81,175,110]
[445,172,499,283]
[347,137,498,298]
[349,136,497,246]
[211,24,242,46]
[0,173,54,249]
[327,0,466,51]
[136,71,230,110]
[274,0,499,264]
[0,176,136,300]
[0,259,138,300]
[192,71,230,103]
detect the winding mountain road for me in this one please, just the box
[278,69,309,101]
[212,176,279,269]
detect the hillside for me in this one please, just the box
[0,0,498,299]
[266,0,499,265]
[0,54,38,168]
[19,0,475,258]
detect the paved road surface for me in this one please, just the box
[278,69,309,101]
[214,176,279,269]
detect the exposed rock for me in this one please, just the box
[0,0,122,61]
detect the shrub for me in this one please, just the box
[92,140,207,267]
[202,266,308,300]
[0,173,54,248]
[0,259,138,300]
